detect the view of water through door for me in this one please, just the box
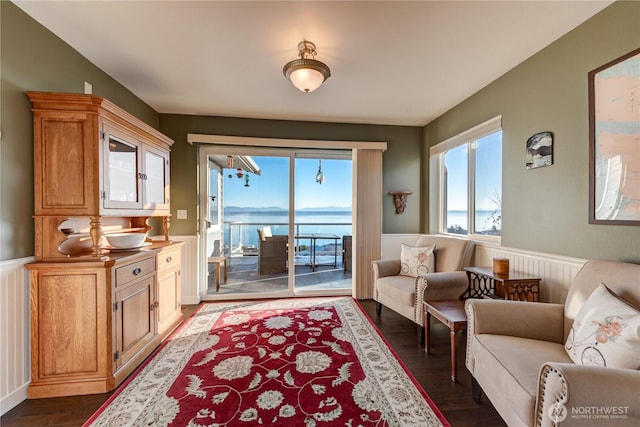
[199,148,352,300]
[293,157,352,294]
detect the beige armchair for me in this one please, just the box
[372,234,475,327]
[466,259,640,427]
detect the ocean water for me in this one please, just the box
[222,209,500,249]
[224,210,352,249]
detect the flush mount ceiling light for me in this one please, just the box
[283,40,331,93]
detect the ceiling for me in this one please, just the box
[14,1,613,127]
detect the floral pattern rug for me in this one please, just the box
[85,297,448,426]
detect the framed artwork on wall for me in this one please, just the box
[588,47,640,225]
[526,131,553,169]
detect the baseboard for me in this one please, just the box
[0,383,29,416]
[181,296,201,306]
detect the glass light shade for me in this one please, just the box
[290,68,325,93]
[283,58,330,93]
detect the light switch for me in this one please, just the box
[177,209,188,219]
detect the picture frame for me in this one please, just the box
[588,48,640,225]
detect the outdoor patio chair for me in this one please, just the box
[257,227,288,275]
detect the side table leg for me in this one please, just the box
[424,312,431,353]
[450,329,460,382]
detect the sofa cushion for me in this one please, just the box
[375,275,415,307]
[473,334,572,425]
[564,283,640,369]
[399,243,435,277]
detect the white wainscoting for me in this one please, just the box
[172,235,200,306]
[380,234,586,304]
[0,257,32,416]
[473,241,585,304]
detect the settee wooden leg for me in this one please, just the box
[375,302,382,317]
[419,325,425,345]
[471,377,483,403]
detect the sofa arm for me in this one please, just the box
[372,259,401,279]
[418,271,468,301]
[536,363,640,427]
[466,299,565,343]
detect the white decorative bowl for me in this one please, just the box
[105,232,147,249]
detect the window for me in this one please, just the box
[430,116,502,238]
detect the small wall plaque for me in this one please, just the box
[526,131,553,169]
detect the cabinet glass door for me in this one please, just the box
[144,148,169,209]
[104,135,142,209]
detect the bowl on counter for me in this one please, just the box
[105,232,148,249]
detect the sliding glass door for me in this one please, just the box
[199,147,352,301]
[293,156,352,294]
[200,151,290,299]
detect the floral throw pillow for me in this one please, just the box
[399,244,435,277]
[564,283,640,369]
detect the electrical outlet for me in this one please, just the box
[177,209,187,219]
[84,81,92,94]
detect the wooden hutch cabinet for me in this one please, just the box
[26,92,184,399]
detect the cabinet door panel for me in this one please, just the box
[115,277,155,368]
[34,270,107,379]
[103,135,142,209]
[143,146,170,211]
[157,267,181,335]
[35,114,97,215]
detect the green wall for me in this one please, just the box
[424,1,640,263]
[159,115,422,236]
[0,2,159,260]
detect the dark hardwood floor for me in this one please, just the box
[1,300,505,426]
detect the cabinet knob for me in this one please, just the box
[166,256,172,263]
[133,267,142,275]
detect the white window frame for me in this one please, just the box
[429,115,502,241]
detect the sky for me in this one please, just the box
[222,156,352,209]
[445,131,502,211]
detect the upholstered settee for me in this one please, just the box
[372,234,475,326]
[465,259,640,427]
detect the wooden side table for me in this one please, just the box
[464,266,541,302]
[208,256,228,292]
[423,300,467,382]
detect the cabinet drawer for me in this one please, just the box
[115,257,156,287]
[157,248,180,272]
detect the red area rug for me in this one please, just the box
[85,297,449,426]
